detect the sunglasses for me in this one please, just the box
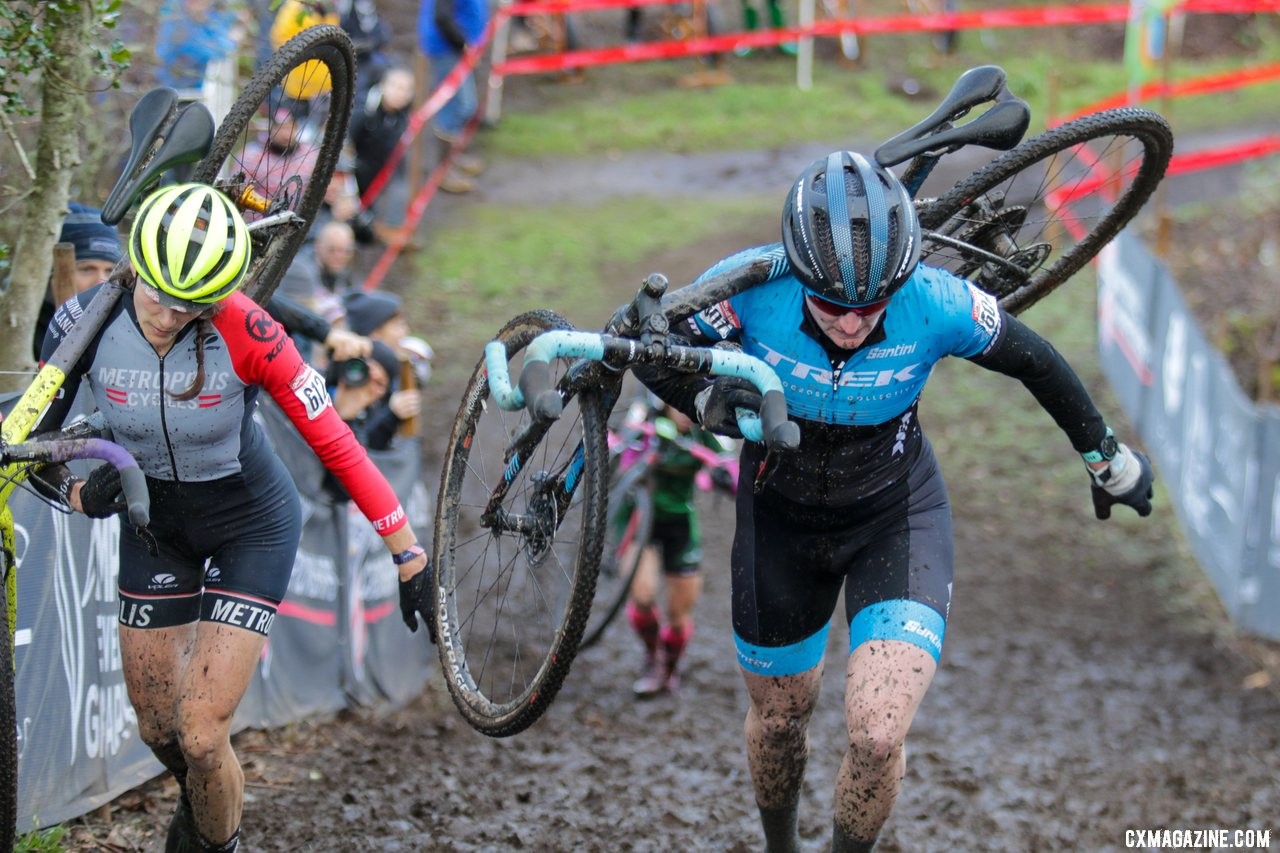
[805,293,889,318]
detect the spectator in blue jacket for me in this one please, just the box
[417,0,488,193]
[155,0,244,92]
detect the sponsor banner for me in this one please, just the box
[1099,233,1276,639]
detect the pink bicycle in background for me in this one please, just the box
[577,397,738,651]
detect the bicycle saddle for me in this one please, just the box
[102,88,215,225]
[874,65,1031,167]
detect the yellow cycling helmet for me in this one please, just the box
[129,183,252,310]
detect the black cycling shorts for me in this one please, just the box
[116,456,302,636]
[731,439,952,676]
[650,515,702,576]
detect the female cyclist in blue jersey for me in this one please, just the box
[638,151,1155,852]
[32,184,435,853]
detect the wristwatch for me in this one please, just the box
[392,543,426,565]
[1081,428,1119,465]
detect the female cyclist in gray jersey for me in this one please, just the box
[639,151,1155,852]
[34,185,434,853]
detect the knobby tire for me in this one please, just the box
[433,310,610,737]
[918,108,1173,316]
[192,25,355,305]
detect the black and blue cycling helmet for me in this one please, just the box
[782,151,921,306]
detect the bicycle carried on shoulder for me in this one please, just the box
[0,24,356,846]
[431,63,1173,738]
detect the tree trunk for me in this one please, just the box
[0,2,95,386]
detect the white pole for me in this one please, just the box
[486,0,514,124]
[798,0,815,91]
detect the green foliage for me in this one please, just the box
[0,0,130,117]
[15,823,66,853]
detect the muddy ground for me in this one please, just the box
[65,170,1280,852]
[59,7,1280,852]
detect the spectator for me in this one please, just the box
[330,339,421,452]
[342,289,410,351]
[240,107,320,202]
[31,203,123,361]
[313,220,363,294]
[154,0,244,94]
[417,0,488,194]
[337,0,395,104]
[350,67,417,249]
[270,0,342,107]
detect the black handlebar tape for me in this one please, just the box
[760,390,800,451]
[518,360,564,421]
[120,467,151,528]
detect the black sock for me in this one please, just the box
[832,819,878,853]
[759,802,801,853]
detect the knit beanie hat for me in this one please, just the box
[60,203,123,264]
[342,290,402,336]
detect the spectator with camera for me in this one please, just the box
[330,340,420,452]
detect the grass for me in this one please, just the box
[486,14,1280,158]
[407,192,777,386]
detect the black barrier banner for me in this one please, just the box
[8,395,433,831]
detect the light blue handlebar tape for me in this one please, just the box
[484,340,524,410]
[706,348,784,442]
[484,332,608,412]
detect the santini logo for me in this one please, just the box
[902,619,941,651]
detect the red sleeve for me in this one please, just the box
[215,294,408,534]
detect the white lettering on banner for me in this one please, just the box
[84,683,136,760]
[1180,355,1215,543]
[286,551,339,602]
[49,509,135,762]
[1098,241,1153,381]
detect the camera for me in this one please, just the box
[337,356,370,388]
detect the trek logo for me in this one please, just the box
[758,343,921,388]
[208,596,276,635]
[892,410,914,456]
[697,301,741,340]
[244,308,282,343]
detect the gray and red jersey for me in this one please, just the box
[40,286,406,536]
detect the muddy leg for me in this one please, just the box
[175,622,268,845]
[742,666,824,853]
[835,641,936,847]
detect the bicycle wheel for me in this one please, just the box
[433,310,611,737]
[917,108,1173,316]
[192,24,355,305]
[0,538,15,853]
[579,464,653,650]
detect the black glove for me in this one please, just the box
[399,559,437,642]
[709,464,736,494]
[79,464,126,519]
[1088,445,1155,520]
[694,377,763,439]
